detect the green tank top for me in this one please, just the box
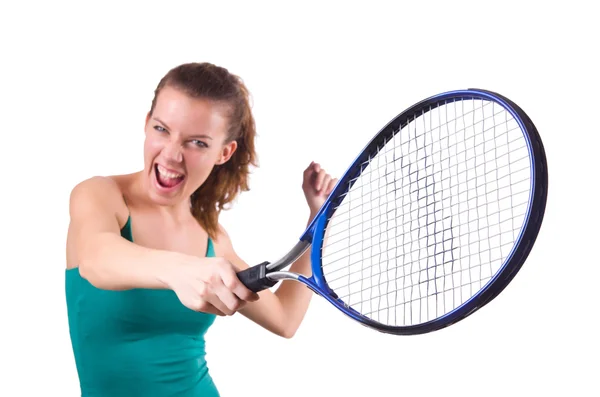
[65,216,219,396]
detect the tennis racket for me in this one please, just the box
[237,88,548,335]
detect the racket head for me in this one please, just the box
[301,88,547,335]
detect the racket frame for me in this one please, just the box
[238,88,547,335]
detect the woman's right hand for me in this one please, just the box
[164,256,260,316]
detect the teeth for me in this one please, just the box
[157,164,184,179]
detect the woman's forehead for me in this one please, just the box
[153,86,229,136]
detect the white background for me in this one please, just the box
[1,1,598,396]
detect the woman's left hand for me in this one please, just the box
[302,161,338,214]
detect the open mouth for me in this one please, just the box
[155,164,185,189]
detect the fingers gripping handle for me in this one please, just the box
[237,261,278,293]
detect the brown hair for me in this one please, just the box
[149,62,258,240]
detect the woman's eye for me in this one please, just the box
[192,140,208,148]
[154,125,167,133]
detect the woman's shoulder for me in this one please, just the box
[210,223,236,256]
[69,174,131,225]
[70,175,126,201]
[72,174,118,189]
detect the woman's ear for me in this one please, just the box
[216,140,238,165]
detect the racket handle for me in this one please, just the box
[237,261,278,293]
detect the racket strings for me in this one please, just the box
[322,160,531,249]
[333,129,526,217]
[335,102,505,194]
[334,115,529,226]
[328,224,523,300]
[320,98,531,327]
[324,209,525,299]
[360,273,491,317]
[321,119,531,253]
[323,206,527,284]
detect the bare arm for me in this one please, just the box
[219,212,317,339]
[227,161,337,338]
[67,176,186,290]
[67,176,258,316]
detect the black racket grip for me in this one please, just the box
[237,261,277,293]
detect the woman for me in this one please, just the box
[65,62,337,396]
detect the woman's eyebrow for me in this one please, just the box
[153,117,213,140]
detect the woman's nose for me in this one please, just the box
[163,141,183,162]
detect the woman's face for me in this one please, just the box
[142,85,237,206]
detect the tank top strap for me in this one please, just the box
[206,236,215,257]
[121,195,133,242]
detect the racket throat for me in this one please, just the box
[266,240,311,272]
